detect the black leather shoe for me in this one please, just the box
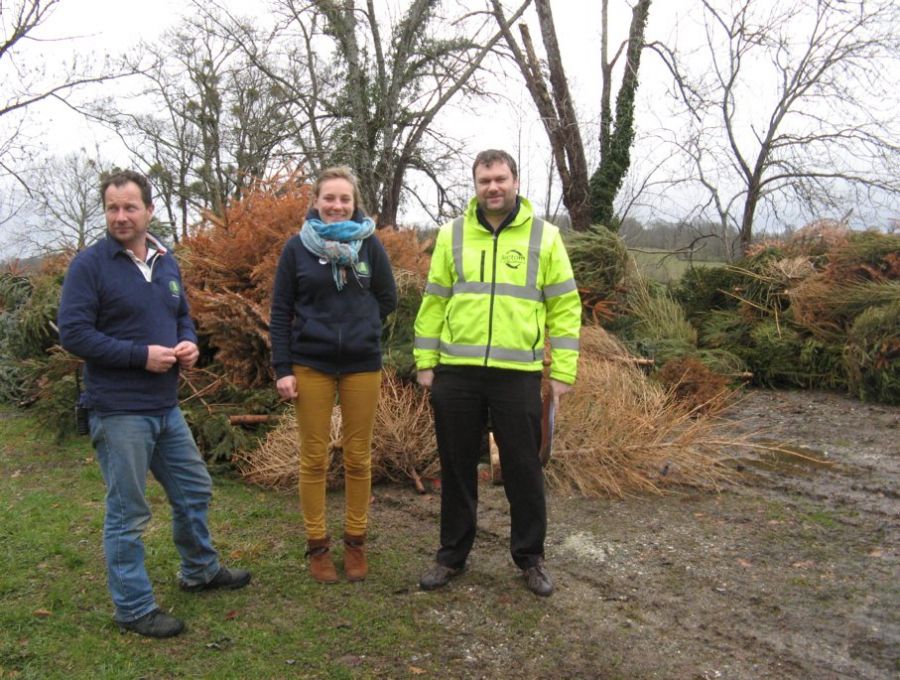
[523,562,554,597]
[419,563,463,591]
[180,566,252,592]
[118,608,184,638]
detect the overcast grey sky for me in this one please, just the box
[21,0,643,167]
[2,1,686,214]
[3,0,658,255]
[2,0,896,258]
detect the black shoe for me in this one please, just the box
[118,608,184,638]
[179,566,252,592]
[523,562,554,597]
[419,563,463,591]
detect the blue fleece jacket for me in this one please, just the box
[269,216,397,378]
[58,234,197,415]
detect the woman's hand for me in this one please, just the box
[276,375,298,400]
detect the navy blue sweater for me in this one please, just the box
[58,234,197,415]
[269,229,397,378]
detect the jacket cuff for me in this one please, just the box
[414,358,438,371]
[130,344,149,370]
[274,363,293,379]
[549,369,575,385]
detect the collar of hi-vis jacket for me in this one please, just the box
[474,196,522,233]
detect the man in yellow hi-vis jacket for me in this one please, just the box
[414,149,581,597]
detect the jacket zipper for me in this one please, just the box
[480,251,486,281]
[147,251,159,283]
[484,232,499,364]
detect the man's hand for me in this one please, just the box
[417,368,434,389]
[276,375,298,400]
[173,341,199,369]
[146,345,178,373]
[549,379,573,407]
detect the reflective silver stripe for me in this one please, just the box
[425,282,452,297]
[489,346,539,362]
[452,281,492,295]
[440,342,539,364]
[495,283,542,301]
[415,337,441,350]
[440,341,485,358]
[451,217,466,283]
[452,281,543,301]
[543,278,578,298]
[550,336,580,351]
[526,217,543,289]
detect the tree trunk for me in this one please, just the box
[533,0,591,230]
[739,183,760,258]
[589,0,651,230]
[379,163,405,228]
[493,0,591,230]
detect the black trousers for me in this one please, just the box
[430,366,545,570]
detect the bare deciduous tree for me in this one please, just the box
[491,0,652,231]
[0,0,128,188]
[490,0,590,229]
[89,15,297,237]
[203,0,532,227]
[16,151,107,253]
[650,0,900,255]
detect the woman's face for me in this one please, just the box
[314,178,355,223]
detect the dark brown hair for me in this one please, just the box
[100,170,153,208]
[472,149,518,180]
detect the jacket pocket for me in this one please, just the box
[292,316,338,359]
[340,316,382,359]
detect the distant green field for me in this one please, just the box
[628,250,726,284]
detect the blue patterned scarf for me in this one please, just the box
[300,216,376,290]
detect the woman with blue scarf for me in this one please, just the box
[270,166,397,583]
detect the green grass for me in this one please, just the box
[629,250,725,284]
[0,413,565,679]
[802,510,839,529]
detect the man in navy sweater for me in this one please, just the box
[58,170,250,638]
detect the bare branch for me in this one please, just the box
[659,0,900,253]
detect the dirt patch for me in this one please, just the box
[372,388,899,679]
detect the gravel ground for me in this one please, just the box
[372,388,899,679]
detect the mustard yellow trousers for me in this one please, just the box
[293,365,381,539]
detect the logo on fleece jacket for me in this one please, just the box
[502,249,526,269]
[168,280,181,297]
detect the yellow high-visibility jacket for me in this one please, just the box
[414,197,581,383]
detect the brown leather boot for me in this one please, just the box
[343,532,368,582]
[306,537,338,584]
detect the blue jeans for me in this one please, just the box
[89,407,220,622]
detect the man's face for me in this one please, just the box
[104,181,153,249]
[474,161,519,216]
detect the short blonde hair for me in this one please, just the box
[313,166,366,215]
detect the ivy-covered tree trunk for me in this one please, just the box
[590,0,650,230]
